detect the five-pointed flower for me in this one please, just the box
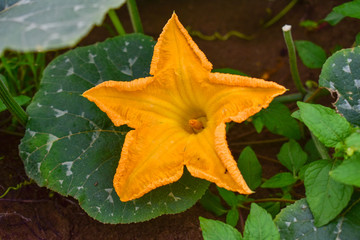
[83,13,286,202]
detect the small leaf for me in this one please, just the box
[333,0,360,19]
[277,139,308,175]
[251,116,264,133]
[257,102,301,140]
[275,198,360,240]
[237,146,262,190]
[295,40,327,68]
[213,68,248,76]
[243,203,280,240]
[0,0,126,54]
[217,187,238,207]
[330,152,360,187]
[324,11,345,26]
[0,95,30,112]
[199,190,228,216]
[199,217,243,240]
[226,208,239,227]
[297,102,353,147]
[261,172,297,189]
[319,46,360,126]
[258,201,281,219]
[304,160,353,226]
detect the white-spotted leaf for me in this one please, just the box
[19,34,209,224]
[0,0,126,55]
[319,46,360,126]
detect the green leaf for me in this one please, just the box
[213,68,248,76]
[277,139,307,175]
[333,0,360,19]
[217,187,238,207]
[258,201,281,219]
[304,160,353,226]
[0,0,126,55]
[199,217,243,240]
[243,203,280,240]
[330,152,360,187]
[237,146,262,190]
[257,102,301,140]
[199,190,228,216]
[226,208,239,227]
[261,172,297,189]
[0,95,30,112]
[251,116,264,133]
[297,102,352,147]
[344,132,360,156]
[19,34,209,224]
[304,139,321,163]
[324,11,345,26]
[319,46,360,126]
[295,40,327,69]
[275,198,360,240]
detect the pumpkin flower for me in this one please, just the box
[83,13,286,202]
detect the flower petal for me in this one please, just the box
[83,77,187,128]
[150,13,212,76]
[207,72,287,123]
[113,124,188,202]
[185,122,252,194]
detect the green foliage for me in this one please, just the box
[243,203,280,240]
[277,139,307,176]
[237,146,262,190]
[199,217,243,240]
[304,160,353,226]
[0,95,30,112]
[319,46,360,126]
[0,0,126,54]
[296,102,353,147]
[19,34,209,224]
[323,11,345,26]
[275,199,360,240]
[295,40,327,68]
[253,102,301,139]
[226,208,240,227]
[261,172,297,189]
[199,190,228,216]
[333,0,360,20]
[330,152,360,187]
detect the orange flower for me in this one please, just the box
[83,13,286,202]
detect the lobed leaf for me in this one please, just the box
[275,198,360,240]
[319,46,360,126]
[19,34,209,224]
[0,0,126,55]
[304,160,353,226]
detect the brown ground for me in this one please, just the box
[1,0,360,239]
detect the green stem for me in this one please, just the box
[311,132,330,159]
[282,25,307,96]
[108,9,126,36]
[263,0,299,28]
[0,75,28,126]
[127,0,144,33]
[273,92,302,103]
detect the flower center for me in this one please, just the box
[188,116,207,134]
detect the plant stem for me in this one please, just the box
[127,0,144,33]
[245,198,295,204]
[311,132,330,159]
[108,9,126,36]
[282,25,307,96]
[273,92,303,103]
[263,0,299,28]
[0,75,28,126]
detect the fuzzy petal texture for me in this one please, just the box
[83,13,286,202]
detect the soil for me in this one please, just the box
[1,0,360,239]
